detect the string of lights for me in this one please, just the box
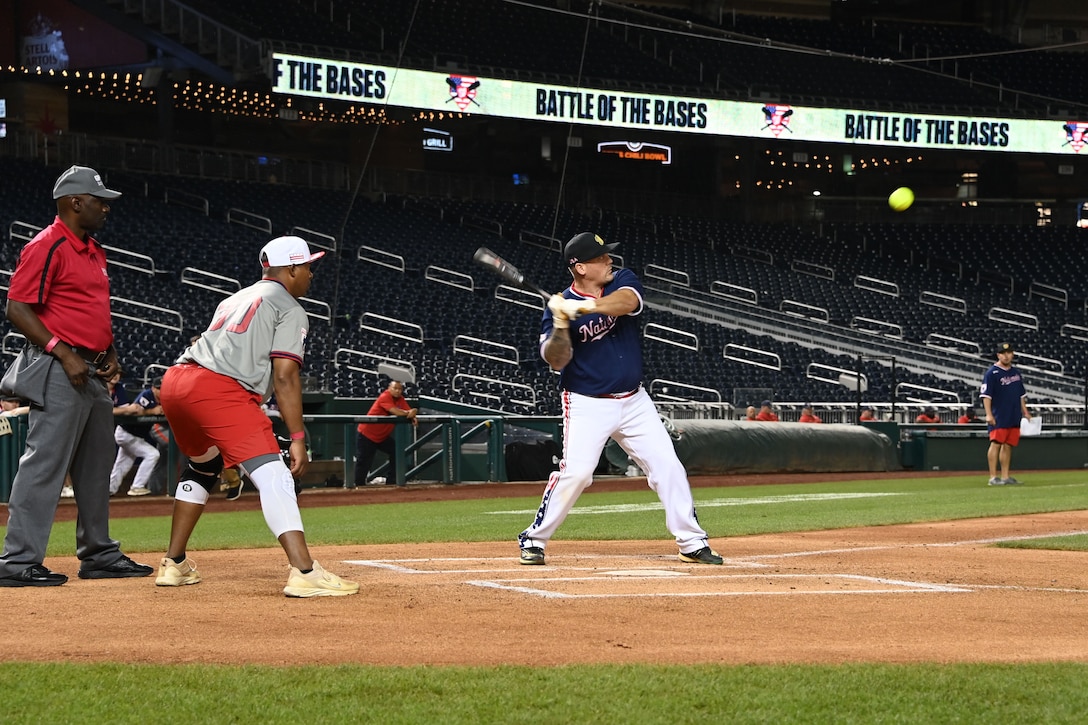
[0,66,475,126]
[752,148,924,191]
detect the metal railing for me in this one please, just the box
[645,281,1086,405]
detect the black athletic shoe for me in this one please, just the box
[225,478,244,501]
[519,546,545,565]
[78,555,154,579]
[0,564,68,587]
[678,546,724,565]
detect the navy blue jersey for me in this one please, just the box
[540,267,644,395]
[121,386,159,440]
[980,363,1026,429]
[133,387,158,412]
[111,384,129,408]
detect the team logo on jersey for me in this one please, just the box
[761,104,794,137]
[445,75,481,111]
[577,314,617,342]
[300,327,308,344]
[1063,122,1088,153]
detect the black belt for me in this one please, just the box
[69,346,109,367]
[588,386,641,400]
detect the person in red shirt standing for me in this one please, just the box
[353,379,418,487]
[799,404,822,423]
[755,399,779,421]
[0,166,153,587]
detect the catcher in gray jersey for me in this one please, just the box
[154,236,359,598]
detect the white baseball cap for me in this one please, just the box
[259,236,326,268]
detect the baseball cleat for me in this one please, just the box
[283,560,359,598]
[678,546,723,565]
[223,468,244,500]
[519,546,545,565]
[155,557,201,586]
[127,486,151,496]
[224,480,244,501]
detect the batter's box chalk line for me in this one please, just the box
[337,558,1081,597]
[342,554,759,575]
[463,573,974,599]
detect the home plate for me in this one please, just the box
[600,570,687,577]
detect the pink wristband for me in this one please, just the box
[290,431,306,440]
[43,336,61,354]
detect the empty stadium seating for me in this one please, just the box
[5,156,1083,416]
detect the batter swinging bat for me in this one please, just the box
[473,247,550,302]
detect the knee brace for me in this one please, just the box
[174,454,224,505]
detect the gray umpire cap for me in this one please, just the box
[52,165,122,199]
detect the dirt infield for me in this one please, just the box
[4,472,1088,666]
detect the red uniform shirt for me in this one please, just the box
[7,216,113,351]
[799,413,822,423]
[357,390,411,443]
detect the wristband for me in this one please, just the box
[290,431,306,440]
[43,336,61,354]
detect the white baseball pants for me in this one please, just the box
[109,426,160,494]
[519,388,709,552]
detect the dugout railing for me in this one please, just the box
[0,412,561,502]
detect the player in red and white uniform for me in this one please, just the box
[517,232,722,566]
[155,236,358,597]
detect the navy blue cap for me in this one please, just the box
[564,232,618,266]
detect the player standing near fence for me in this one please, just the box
[155,235,358,597]
[517,232,721,566]
[980,342,1032,486]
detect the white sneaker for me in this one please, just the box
[60,485,75,499]
[127,486,151,496]
[155,557,201,586]
[283,560,359,598]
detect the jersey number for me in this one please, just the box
[208,297,263,334]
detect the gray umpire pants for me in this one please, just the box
[0,348,122,576]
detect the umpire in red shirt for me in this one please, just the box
[0,165,152,586]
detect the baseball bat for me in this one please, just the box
[472,247,551,302]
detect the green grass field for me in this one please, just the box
[5,469,1088,723]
